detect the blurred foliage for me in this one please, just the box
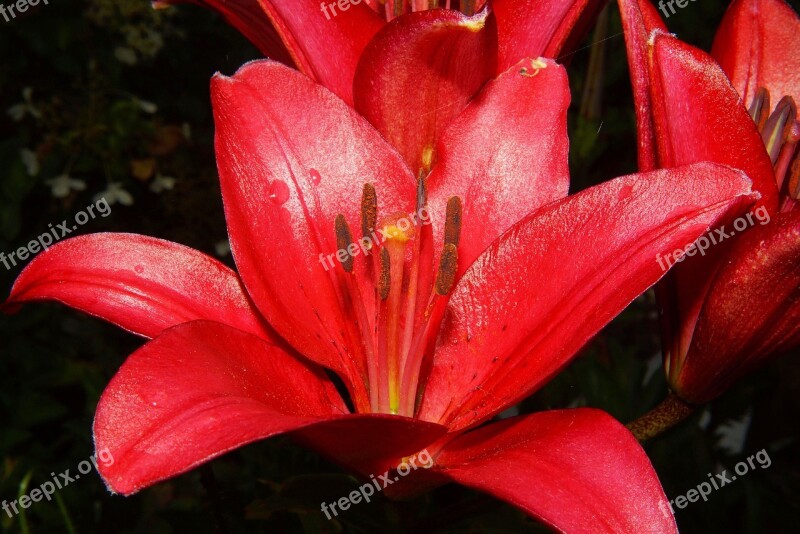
[0,0,798,532]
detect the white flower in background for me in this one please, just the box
[46,174,87,198]
[181,122,192,141]
[7,87,42,122]
[642,353,662,385]
[149,173,176,193]
[96,182,134,206]
[697,409,712,430]
[20,149,40,176]
[135,98,158,114]
[715,410,752,455]
[114,47,138,65]
[215,239,231,258]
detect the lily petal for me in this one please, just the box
[493,0,609,72]
[94,320,346,495]
[95,321,447,495]
[153,0,294,65]
[3,233,272,340]
[712,0,800,107]
[255,0,384,104]
[617,0,668,170]
[673,211,800,403]
[436,409,677,533]
[353,8,497,174]
[419,163,757,430]
[212,60,416,410]
[647,32,779,208]
[427,57,570,276]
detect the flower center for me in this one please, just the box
[369,0,483,22]
[332,179,461,416]
[748,87,800,211]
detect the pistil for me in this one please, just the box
[381,220,412,413]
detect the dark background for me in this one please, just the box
[1,0,798,532]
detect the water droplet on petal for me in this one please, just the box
[269,180,290,205]
[618,184,634,201]
[134,265,144,274]
[310,168,322,185]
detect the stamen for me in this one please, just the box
[333,213,381,410]
[378,248,391,300]
[399,176,429,391]
[444,196,463,246]
[417,174,428,211]
[748,87,771,132]
[762,96,797,164]
[335,214,355,273]
[435,243,458,295]
[460,0,475,15]
[361,183,377,245]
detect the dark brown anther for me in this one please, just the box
[378,248,391,300]
[335,214,355,273]
[749,87,771,132]
[435,243,458,295]
[762,95,797,164]
[444,196,463,246]
[460,0,475,16]
[416,174,428,212]
[361,183,377,241]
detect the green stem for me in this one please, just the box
[626,392,695,441]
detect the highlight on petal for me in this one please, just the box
[419,162,758,431]
[153,0,294,65]
[4,233,272,340]
[353,8,498,174]
[493,0,609,72]
[426,57,571,276]
[712,0,800,108]
[256,0,384,104]
[94,321,347,495]
[436,409,677,533]
[673,211,800,403]
[211,60,416,411]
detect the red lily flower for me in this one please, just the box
[4,59,757,531]
[618,0,800,404]
[154,0,606,173]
